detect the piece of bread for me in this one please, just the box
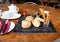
[32,19,41,27]
[22,20,31,28]
[25,16,34,22]
[35,16,44,22]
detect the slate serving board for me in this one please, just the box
[13,16,56,33]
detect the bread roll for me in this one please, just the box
[22,20,31,28]
[35,16,44,22]
[25,16,34,22]
[32,19,41,27]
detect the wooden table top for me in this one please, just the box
[0,4,60,42]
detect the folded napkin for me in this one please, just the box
[0,21,11,34]
[0,22,3,29]
[4,21,11,33]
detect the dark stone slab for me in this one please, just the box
[13,16,56,33]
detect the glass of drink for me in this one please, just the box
[44,11,50,27]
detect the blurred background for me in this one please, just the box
[0,0,60,9]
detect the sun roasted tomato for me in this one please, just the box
[23,11,28,17]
